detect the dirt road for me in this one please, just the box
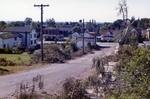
[0,43,118,98]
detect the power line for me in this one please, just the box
[34,4,49,61]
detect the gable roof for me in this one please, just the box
[1,26,33,33]
[0,32,22,39]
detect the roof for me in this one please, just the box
[1,26,33,33]
[0,32,22,39]
[58,27,73,32]
[44,27,57,30]
[44,27,58,30]
[88,32,96,36]
[44,27,73,32]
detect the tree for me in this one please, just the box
[117,47,150,99]
[73,26,81,33]
[24,17,32,26]
[86,21,95,32]
[8,21,25,27]
[117,0,128,23]
[112,19,124,29]
[46,18,56,27]
[140,18,150,29]
[0,21,7,30]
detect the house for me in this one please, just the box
[43,27,64,41]
[100,31,114,42]
[43,27,73,41]
[72,31,96,49]
[0,26,38,49]
[59,27,73,37]
[0,32,22,48]
[145,28,150,40]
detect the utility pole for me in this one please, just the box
[82,19,85,54]
[34,4,49,61]
[93,20,97,46]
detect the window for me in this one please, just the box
[34,34,36,38]
[3,44,6,48]
[14,37,17,41]
[30,34,32,38]
[34,40,36,44]
[31,40,33,45]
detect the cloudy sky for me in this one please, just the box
[0,0,149,22]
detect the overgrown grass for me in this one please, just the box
[0,52,31,66]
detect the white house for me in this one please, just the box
[72,31,96,49]
[0,32,22,48]
[146,28,150,40]
[100,31,114,42]
[1,26,38,49]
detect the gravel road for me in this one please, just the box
[0,43,118,98]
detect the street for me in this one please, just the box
[0,43,118,98]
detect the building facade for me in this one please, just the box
[0,26,38,49]
[0,32,22,48]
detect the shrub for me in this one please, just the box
[0,48,12,54]
[62,78,89,99]
[0,48,23,54]
[71,50,84,58]
[44,44,70,63]
[0,68,9,75]
[92,57,105,76]
[15,75,44,99]
[107,46,150,99]
[32,44,70,63]
[0,58,16,66]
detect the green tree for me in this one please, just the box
[24,17,32,26]
[111,46,150,99]
[140,18,150,29]
[46,18,56,27]
[0,21,7,30]
[8,21,25,27]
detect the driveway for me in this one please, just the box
[0,43,118,98]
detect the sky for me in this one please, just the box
[0,0,150,22]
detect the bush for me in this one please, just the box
[71,50,84,58]
[32,44,70,63]
[0,58,16,66]
[15,75,44,99]
[45,44,71,63]
[0,48,23,54]
[0,68,9,75]
[0,48,12,54]
[62,78,89,99]
[108,46,150,99]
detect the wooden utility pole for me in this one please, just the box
[82,19,85,54]
[34,4,49,61]
[93,20,97,46]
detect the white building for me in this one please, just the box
[0,26,38,49]
[0,32,22,48]
[146,28,150,40]
[72,31,96,49]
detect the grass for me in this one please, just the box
[0,53,32,75]
[0,53,50,75]
[0,63,47,76]
[0,52,31,66]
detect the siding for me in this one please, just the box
[0,37,22,48]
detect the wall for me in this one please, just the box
[0,38,3,48]
[72,32,95,49]
[0,37,22,48]
[29,30,38,48]
[76,37,95,49]
[20,29,38,49]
